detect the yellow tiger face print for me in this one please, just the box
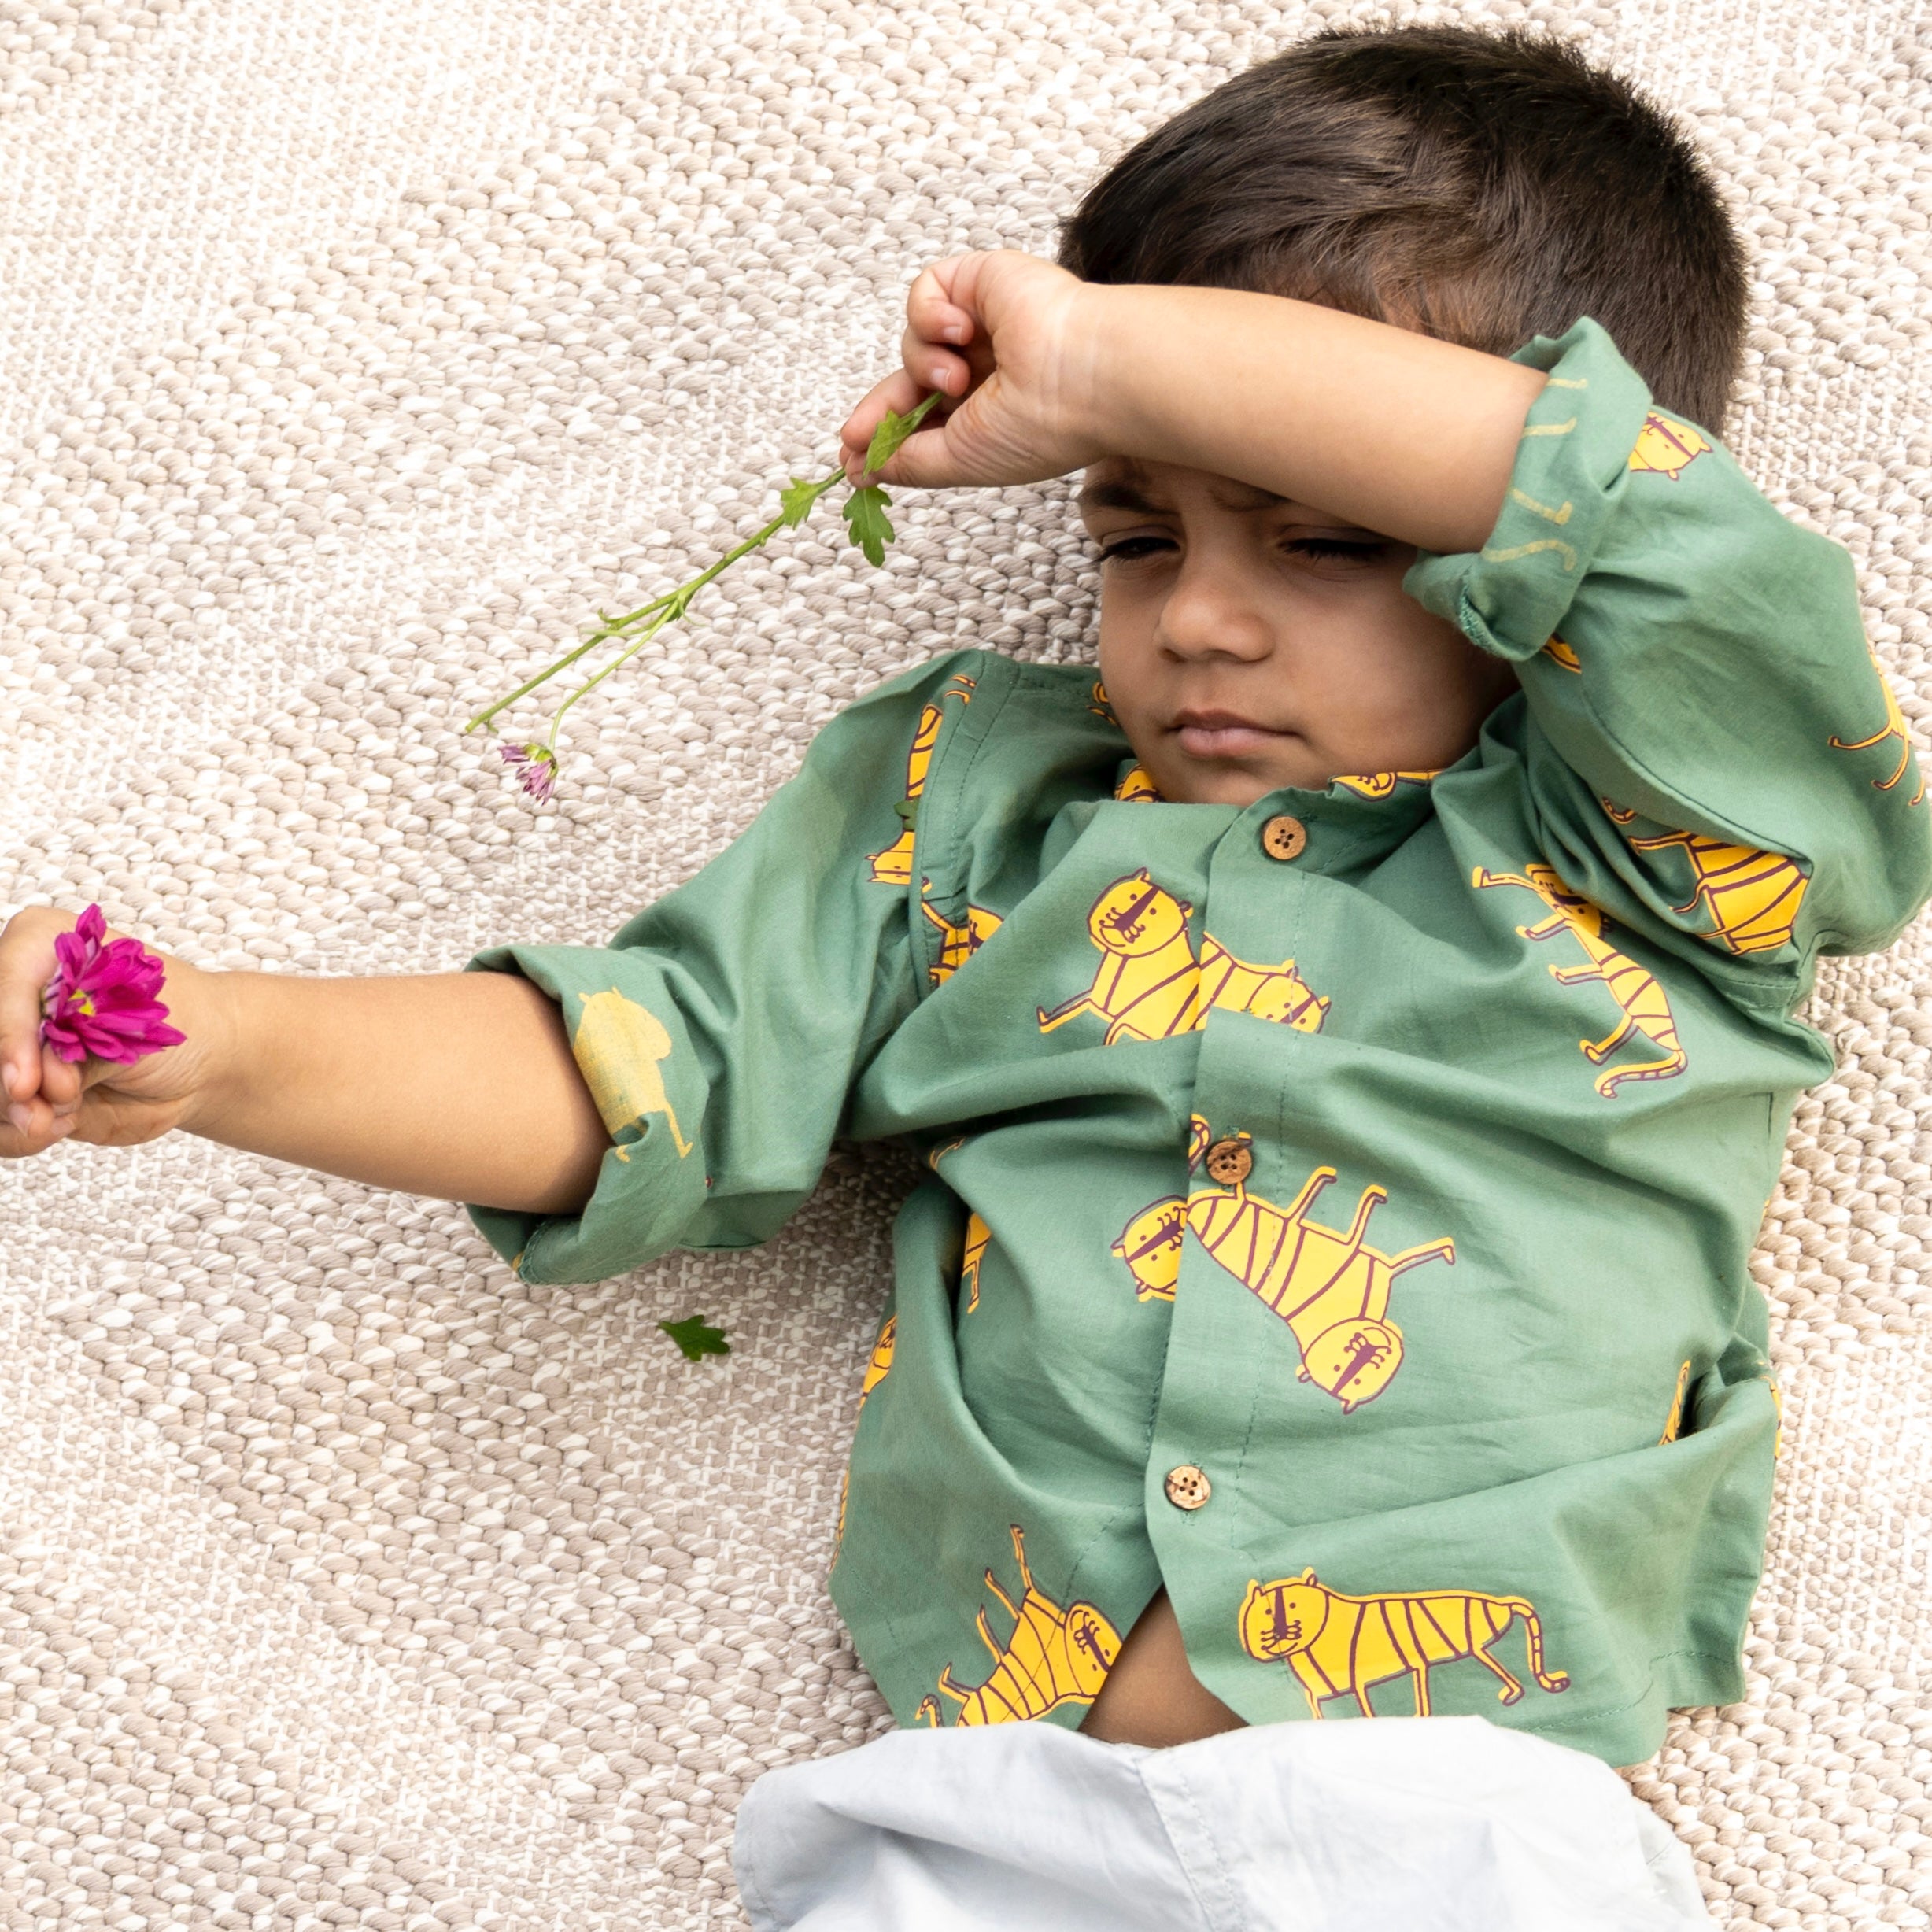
[1331,770,1442,800]
[867,674,975,885]
[571,988,694,1161]
[923,897,1004,983]
[1473,864,1686,1096]
[1239,1570,1570,1719]
[1114,764,1162,803]
[1830,647,1926,806]
[1625,829,1808,956]
[1186,1162,1454,1411]
[916,1527,1122,1727]
[1541,637,1581,672]
[1087,870,1191,955]
[1038,871,1330,1047]
[1627,412,1712,478]
[1110,1195,1187,1302]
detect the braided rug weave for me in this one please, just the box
[1,0,1928,1925]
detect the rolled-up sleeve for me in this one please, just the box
[1407,317,1932,985]
[464,652,979,1283]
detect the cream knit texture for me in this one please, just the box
[2,1,1928,1926]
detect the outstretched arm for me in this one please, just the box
[0,907,609,1214]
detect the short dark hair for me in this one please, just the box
[1058,26,1749,433]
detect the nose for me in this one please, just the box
[1154,556,1273,663]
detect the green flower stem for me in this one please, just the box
[543,467,844,744]
[462,586,683,736]
[471,388,944,770]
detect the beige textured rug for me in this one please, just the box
[2,0,1928,1924]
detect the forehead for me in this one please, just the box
[1077,457,1293,516]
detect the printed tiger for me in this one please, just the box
[1239,1570,1571,1718]
[1038,871,1328,1045]
[917,1526,1122,1727]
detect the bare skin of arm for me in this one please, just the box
[0,907,608,1215]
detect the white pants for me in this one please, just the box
[732,1716,1713,1932]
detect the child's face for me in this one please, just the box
[1081,459,1518,807]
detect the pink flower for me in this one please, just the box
[39,905,186,1065]
[499,741,559,802]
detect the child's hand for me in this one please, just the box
[0,907,219,1156]
[840,251,1106,489]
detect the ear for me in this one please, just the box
[1300,1568,1317,1584]
[1133,867,1151,882]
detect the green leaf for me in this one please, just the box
[779,475,824,528]
[863,389,944,477]
[659,1316,730,1361]
[842,484,896,567]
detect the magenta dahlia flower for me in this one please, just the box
[500,740,559,802]
[39,905,186,1065]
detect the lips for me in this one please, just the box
[1169,709,1293,759]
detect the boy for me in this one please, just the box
[3,23,1926,1927]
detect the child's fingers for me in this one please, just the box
[904,260,977,349]
[0,1082,76,1158]
[839,369,923,465]
[40,1051,83,1120]
[0,905,69,1121]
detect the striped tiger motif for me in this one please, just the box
[1037,871,1328,1045]
[917,1527,1122,1727]
[1624,830,1808,957]
[1474,863,1686,1096]
[1239,1570,1571,1718]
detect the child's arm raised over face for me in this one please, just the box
[837,249,1549,554]
[0,907,610,1215]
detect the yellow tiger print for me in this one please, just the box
[1660,1359,1691,1444]
[1037,871,1328,1045]
[1186,1164,1454,1412]
[1627,412,1711,478]
[1110,1195,1187,1302]
[1473,864,1686,1096]
[1114,763,1162,802]
[960,1213,990,1314]
[1830,648,1926,806]
[1624,830,1808,956]
[1239,1570,1571,1718]
[1331,770,1442,800]
[837,1312,899,1550]
[867,674,976,885]
[916,1527,1122,1727]
[923,898,1004,983]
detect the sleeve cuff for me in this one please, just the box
[1404,317,1656,661]
[462,941,712,1285]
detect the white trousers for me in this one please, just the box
[732,1715,1714,1932]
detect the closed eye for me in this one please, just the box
[1095,535,1389,566]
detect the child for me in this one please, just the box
[3,23,1926,1927]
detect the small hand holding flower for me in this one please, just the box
[0,905,211,1157]
[39,906,185,1064]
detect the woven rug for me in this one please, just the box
[2,0,1928,1924]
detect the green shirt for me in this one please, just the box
[467,320,1932,1767]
